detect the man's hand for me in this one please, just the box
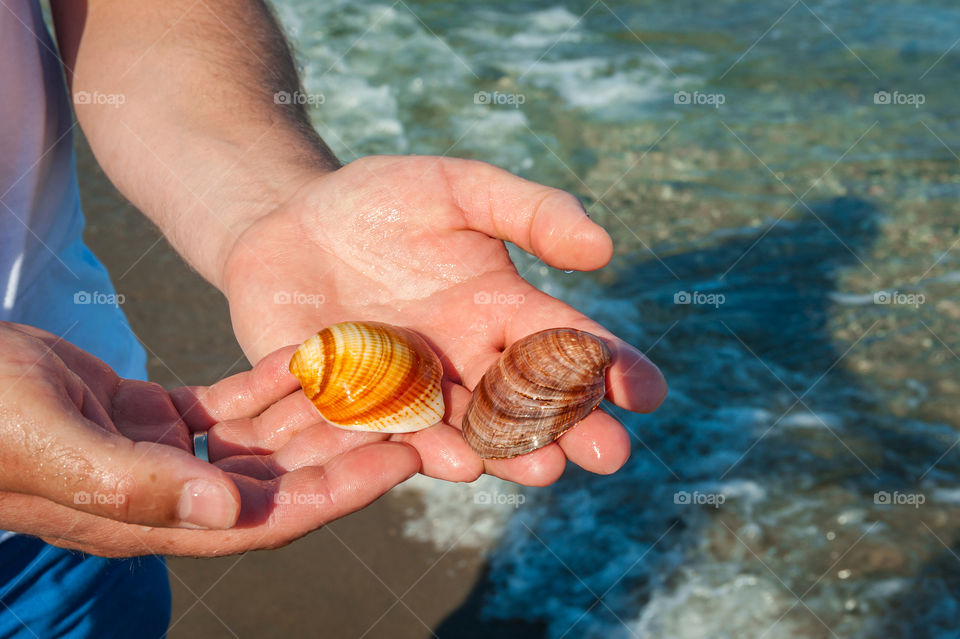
[0,323,419,557]
[222,155,667,487]
[55,1,666,487]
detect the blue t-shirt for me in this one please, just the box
[1,1,171,636]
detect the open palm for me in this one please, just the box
[222,155,667,486]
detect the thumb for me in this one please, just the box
[444,158,614,271]
[7,421,240,530]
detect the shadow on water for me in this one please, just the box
[437,196,960,637]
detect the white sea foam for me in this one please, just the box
[393,474,523,551]
[827,291,879,306]
[632,570,803,639]
[451,109,534,174]
[931,487,960,504]
[780,410,842,430]
[307,75,407,153]
[929,270,960,283]
[527,6,582,32]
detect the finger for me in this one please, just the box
[76,382,119,435]
[482,444,567,487]
[17,324,123,413]
[215,380,472,481]
[205,391,325,459]
[269,381,481,481]
[268,424,383,471]
[394,423,482,481]
[214,454,283,480]
[169,345,300,431]
[20,442,422,558]
[442,158,613,271]
[556,410,631,475]
[110,379,192,450]
[3,402,240,530]
[390,381,483,482]
[237,442,421,530]
[503,288,668,413]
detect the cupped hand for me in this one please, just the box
[222,156,667,486]
[0,322,419,557]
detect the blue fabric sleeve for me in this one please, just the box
[0,536,170,638]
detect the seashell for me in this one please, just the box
[289,321,444,433]
[462,328,612,459]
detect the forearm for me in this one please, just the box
[53,0,338,289]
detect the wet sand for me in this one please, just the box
[73,134,524,638]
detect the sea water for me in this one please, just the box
[275,1,960,636]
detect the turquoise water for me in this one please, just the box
[276,1,960,636]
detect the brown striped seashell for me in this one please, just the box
[289,321,444,433]
[462,328,612,459]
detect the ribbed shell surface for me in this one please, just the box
[462,328,612,458]
[289,321,444,433]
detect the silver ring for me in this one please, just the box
[193,431,210,463]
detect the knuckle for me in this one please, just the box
[543,188,583,214]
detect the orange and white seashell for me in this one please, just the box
[289,321,445,433]
[462,328,612,459]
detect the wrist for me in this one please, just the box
[217,160,339,297]
[212,156,336,291]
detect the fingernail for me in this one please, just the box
[621,343,654,367]
[178,479,237,529]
